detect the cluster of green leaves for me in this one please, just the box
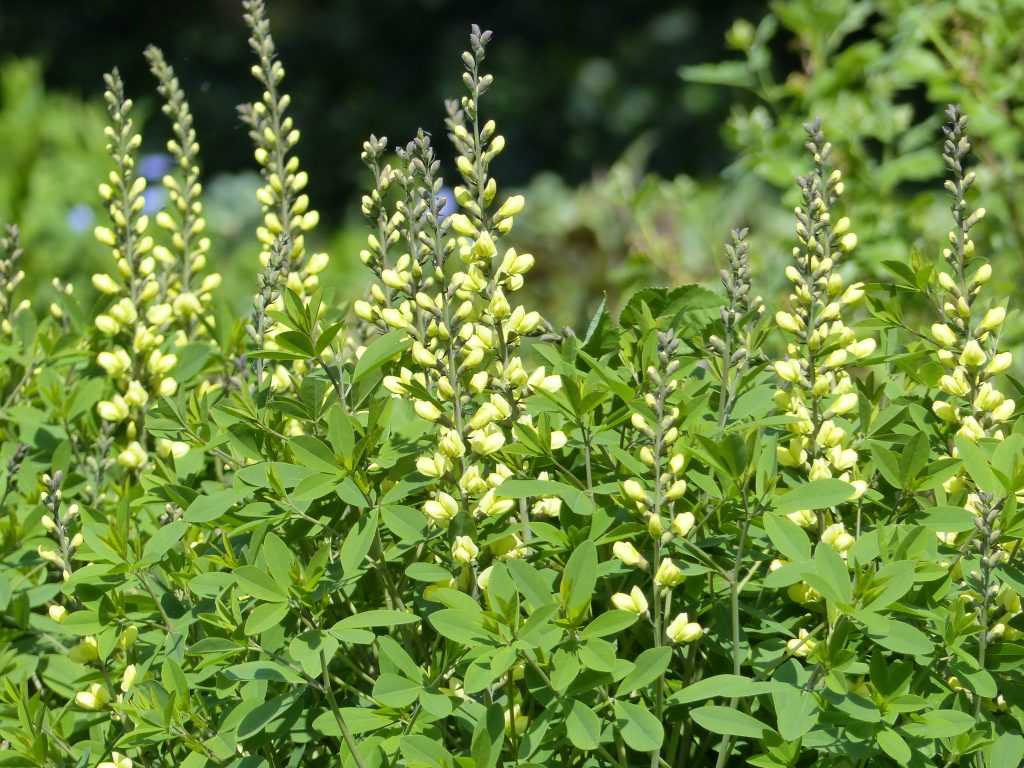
[2,4,1024,768]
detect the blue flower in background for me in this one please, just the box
[143,187,168,215]
[138,153,173,181]
[438,185,457,220]
[66,204,95,233]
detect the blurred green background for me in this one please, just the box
[2,0,1024,334]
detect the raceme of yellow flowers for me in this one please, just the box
[772,120,874,541]
[352,26,561,586]
[91,70,193,468]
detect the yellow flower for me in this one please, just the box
[774,359,801,383]
[468,424,506,456]
[612,541,648,569]
[932,401,958,423]
[666,612,703,643]
[97,752,133,768]
[74,683,109,710]
[931,323,957,348]
[821,522,854,553]
[97,396,130,423]
[451,535,479,564]
[655,558,685,588]
[117,441,148,469]
[611,585,649,615]
[48,604,68,623]
[980,306,1006,331]
[960,339,986,368]
[622,479,647,504]
[671,512,696,537]
[414,400,442,422]
[986,351,1012,375]
[120,664,138,692]
[423,492,459,524]
[786,628,816,657]
[787,509,816,528]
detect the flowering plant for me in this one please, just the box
[1,4,1023,768]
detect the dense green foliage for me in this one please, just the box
[3,3,1024,768]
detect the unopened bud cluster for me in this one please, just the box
[613,329,702,643]
[240,0,326,295]
[35,471,81,581]
[0,225,30,335]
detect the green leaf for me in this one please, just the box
[877,728,911,765]
[237,693,295,740]
[805,544,852,606]
[774,479,854,514]
[185,487,249,523]
[772,685,817,741]
[856,611,933,656]
[400,734,453,768]
[669,675,779,705]
[471,704,505,768]
[616,647,672,695]
[332,610,420,630]
[352,330,411,385]
[235,565,288,603]
[288,630,339,677]
[140,519,187,564]
[340,509,378,579]
[955,436,1001,495]
[988,733,1024,768]
[560,540,598,623]
[225,661,303,684]
[763,515,810,562]
[566,700,602,751]
[690,705,770,739]
[496,478,595,516]
[613,700,664,751]
[428,609,495,646]
[903,709,975,738]
[680,61,755,88]
[580,610,638,639]
[917,505,976,532]
[244,602,289,635]
[373,673,421,708]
